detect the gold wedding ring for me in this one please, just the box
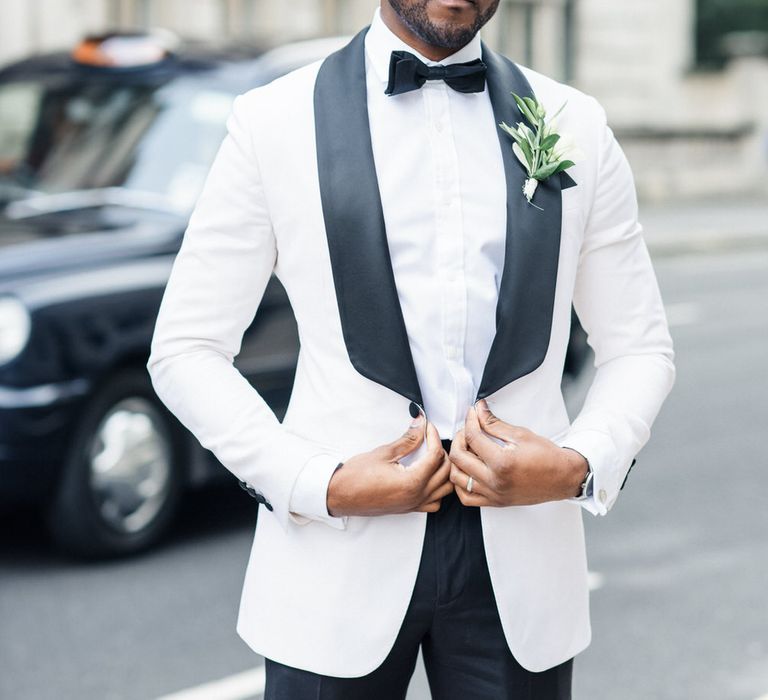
[466,476,474,494]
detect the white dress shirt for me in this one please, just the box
[365,9,506,437]
[289,10,510,522]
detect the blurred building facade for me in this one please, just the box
[1,0,766,202]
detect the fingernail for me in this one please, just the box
[408,401,420,419]
[410,412,425,429]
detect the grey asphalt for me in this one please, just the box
[2,238,767,700]
[575,247,768,700]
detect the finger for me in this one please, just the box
[449,430,495,486]
[454,483,494,508]
[384,413,426,461]
[449,462,493,499]
[410,422,445,474]
[423,454,451,494]
[425,477,455,503]
[424,421,445,459]
[416,500,442,513]
[463,404,513,466]
[475,399,527,445]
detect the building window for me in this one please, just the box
[695,0,768,69]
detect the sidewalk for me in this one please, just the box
[639,197,768,256]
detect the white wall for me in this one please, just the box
[575,0,767,199]
[575,0,694,128]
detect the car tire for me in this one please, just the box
[47,368,185,558]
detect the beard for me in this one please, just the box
[388,0,501,50]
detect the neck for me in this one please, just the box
[379,4,462,61]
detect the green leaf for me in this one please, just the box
[511,92,527,113]
[540,133,561,151]
[532,161,561,180]
[516,137,534,167]
[552,160,576,174]
[512,143,533,175]
[512,93,537,126]
[519,121,536,147]
[499,123,528,151]
[499,121,518,138]
[523,96,543,120]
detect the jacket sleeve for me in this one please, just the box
[146,92,346,532]
[560,99,676,516]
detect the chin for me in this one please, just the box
[425,22,478,50]
[428,0,478,22]
[426,2,481,39]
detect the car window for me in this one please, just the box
[0,81,43,177]
[0,74,236,212]
[125,81,235,210]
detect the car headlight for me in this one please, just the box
[0,295,31,366]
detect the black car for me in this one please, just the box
[0,32,590,558]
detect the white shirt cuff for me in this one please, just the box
[288,453,348,530]
[559,429,628,516]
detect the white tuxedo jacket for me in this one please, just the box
[147,29,675,675]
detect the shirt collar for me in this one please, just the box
[365,6,483,86]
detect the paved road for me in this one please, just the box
[1,246,766,700]
[575,248,768,700]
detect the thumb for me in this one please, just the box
[419,420,442,459]
[386,412,426,460]
[474,399,524,445]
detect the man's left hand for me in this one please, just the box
[448,399,589,507]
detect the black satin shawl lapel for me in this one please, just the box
[477,46,564,400]
[314,29,423,406]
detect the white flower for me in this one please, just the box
[523,178,539,202]
[552,131,584,164]
[518,122,534,142]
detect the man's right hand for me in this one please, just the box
[326,415,452,517]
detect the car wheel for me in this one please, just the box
[47,368,185,558]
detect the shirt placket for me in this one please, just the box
[423,82,473,431]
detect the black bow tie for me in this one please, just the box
[385,50,487,96]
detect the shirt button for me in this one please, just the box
[598,489,608,504]
[434,120,444,133]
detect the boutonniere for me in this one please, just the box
[499,93,583,209]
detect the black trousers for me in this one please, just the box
[264,440,573,700]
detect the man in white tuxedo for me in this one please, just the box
[147,0,675,697]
